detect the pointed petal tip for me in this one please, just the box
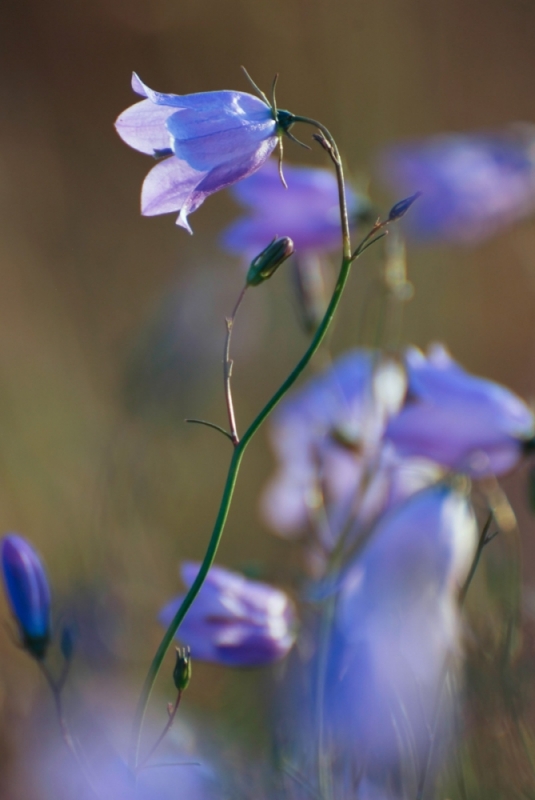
[131,72,148,97]
[177,210,194,234]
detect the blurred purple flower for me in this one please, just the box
[32,699,222,800]
[323,483,477,784]
[386,343,534,476]
[221,158,369,256]
[115,73,280,233]
[378,127,535,243]
[261,349,440,549]
[160,563,296,667]
[1,533,51,659]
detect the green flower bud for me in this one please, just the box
[173,646,192,691]
[246,237,294,287]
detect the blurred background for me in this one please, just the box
[1,0,535,796]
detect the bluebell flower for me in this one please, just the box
[321,484,477,789]
[386,344,534,476]
[1,534,51,659]
[159,562,296,667]
[261,349,440,551]
[275,485,476,796]
[115,73,282,233]
[378,126,535,243]
[221,158,368,257]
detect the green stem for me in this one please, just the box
[128,116,359,770]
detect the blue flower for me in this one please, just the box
[1,534,51,659]
[115,73,281,233]
[386,344,534,476]
[261,349,439,546]
[221,158,367,257]
[159,563,296,667]
[322,484,477,785]
[378,127,535,243]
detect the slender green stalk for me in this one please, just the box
[128,116,356,770]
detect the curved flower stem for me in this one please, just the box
[129,121,364,771]
[289,115,352,262]
[137,689,183,772]
[224,284,248,446]
[38,662,101,798]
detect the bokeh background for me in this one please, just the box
[1,0,535,796]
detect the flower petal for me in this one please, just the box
[141,156,204,223]
[114,99,176,155]
[168,110,276,171]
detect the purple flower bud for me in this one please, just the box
[1,534,51,659]
[387,191,422,221]
[115,73,280,233]
[246,236,294,286]
[386,344,534,476]
[159,563,296,667]
[378,127,535,243]
[222,159,367,256]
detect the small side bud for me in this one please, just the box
[388,192,422,221]
[173,646,192,691]
[246,237,294,287]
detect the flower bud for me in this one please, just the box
[387,191,422,221]
[246,237,294,287]
[1,534,51,660]
[173,646,192,691]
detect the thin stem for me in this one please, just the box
[128,123,378,771]
[459,511,494,607]
[224,285,248,446]
[184,418,233,442]
[38,662,100,798]
[289,115,352,260]
[137,690,182,771]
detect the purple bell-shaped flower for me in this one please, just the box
[160,562,296,667]
[115,73,282,233]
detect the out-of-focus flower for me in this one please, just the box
[115,73,281,232]
[261,349,440,549]
[30,699,222,800]
[1,533,51,659]
[378,126,535,243]
[221,158,370,256]
[386,344,534,476]
[160,563,296,667]
[323,484,477,789]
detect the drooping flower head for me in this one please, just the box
[1,534,51,659]
[378,126,535,243]
[221,158,369,257]
[160,563,296,667]
[386,344,534,476]
[115,73,295,233]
